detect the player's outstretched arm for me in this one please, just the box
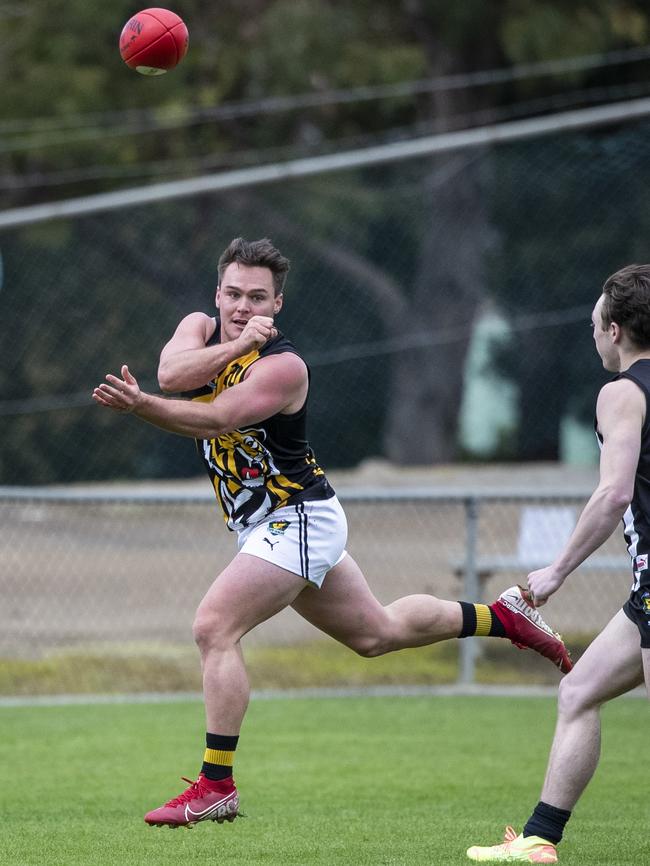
[93,353,307,439]
[158,312,277,393]
[527,378,644,605]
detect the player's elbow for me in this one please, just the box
[600,484,632,514]
[157,365,178,394]
[199,415,233,439]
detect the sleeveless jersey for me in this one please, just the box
[597,359,650,588]
[184,317,334,531]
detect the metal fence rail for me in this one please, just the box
[0,486,632,694]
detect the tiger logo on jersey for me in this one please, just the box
[203,426,301,530]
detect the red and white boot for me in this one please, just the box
[492,586,572,674]
[144,774,240,827]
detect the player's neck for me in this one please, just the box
[619,349,650,371]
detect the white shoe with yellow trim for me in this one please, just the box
[467,825,558,862]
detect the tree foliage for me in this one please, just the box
[3,1,650,482]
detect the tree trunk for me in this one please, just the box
[382,2,500,463]
[383,154,491,463]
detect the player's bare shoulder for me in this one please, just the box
[597,377,647,431]
[162,312,216,352]
[178,312,217,343]
[598,376,646,409]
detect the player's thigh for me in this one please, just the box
[290,553,389,649]
[561,608,643,707]
[624,587,650,695]
[642,649,650,698]
[196,552,307,640]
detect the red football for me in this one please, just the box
[119,8,189,76]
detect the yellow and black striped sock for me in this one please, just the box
[201,733,239,781]
[458,601,506,638]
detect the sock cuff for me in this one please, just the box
[523,800,572,845]
[536,800,572,820]
[206,732,239,751]
[458,601,477,638]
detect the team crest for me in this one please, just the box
[268,519,291,536]
[642,593,650,614]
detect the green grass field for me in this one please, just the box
[0,695,644,865]
[0,634,596,696]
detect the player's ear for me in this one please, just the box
[274,293,283,314]
[215,286,221,309]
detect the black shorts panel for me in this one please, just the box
[623,588,650,648]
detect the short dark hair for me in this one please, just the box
[601,264,650,349]
[217,237,290,296]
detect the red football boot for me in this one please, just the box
[492,585,573,674]
[144,774,240,827]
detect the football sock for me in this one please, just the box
[523,800,571,844]
[458,601,506,638]
[201,732,239,781]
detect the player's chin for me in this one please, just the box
[225,322,247,340]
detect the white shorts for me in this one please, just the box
[236,495,348,588]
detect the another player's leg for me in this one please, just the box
[145,554,306,827]
[467,609,643,861]
[292,557,570,671]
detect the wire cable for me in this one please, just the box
[4,79,650,191]
[0,307,593,416]
[3,42,650,147]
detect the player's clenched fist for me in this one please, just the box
[235,316,278,354]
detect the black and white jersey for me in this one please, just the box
[597,359,650,589]
[184,317,334,532]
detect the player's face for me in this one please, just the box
[216,263,282,342]
[592,295,619,372]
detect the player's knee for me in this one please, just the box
[192,612,212,651]
[349,634,390,658]
[557,669,594,716]
[192,607,229,652]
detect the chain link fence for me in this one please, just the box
[1,107,645,696]
[1,485,632,696]
[4,115,650,482]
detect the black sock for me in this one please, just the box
[523,800,571,844]
[457,601,506,638]
[201,732,239,781]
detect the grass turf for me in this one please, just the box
[0,632,596,695]
[0,695,644,865]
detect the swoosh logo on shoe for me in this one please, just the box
[500,596,556,636]
[184,792,237,821]
[529,850,557,863]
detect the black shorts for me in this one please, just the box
[623,587,650,648]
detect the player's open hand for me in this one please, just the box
[92,365,141,413]
[235,316,278,354]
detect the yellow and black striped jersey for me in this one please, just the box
[184,317,334,531]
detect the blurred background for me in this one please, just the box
[2,1,649,695]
